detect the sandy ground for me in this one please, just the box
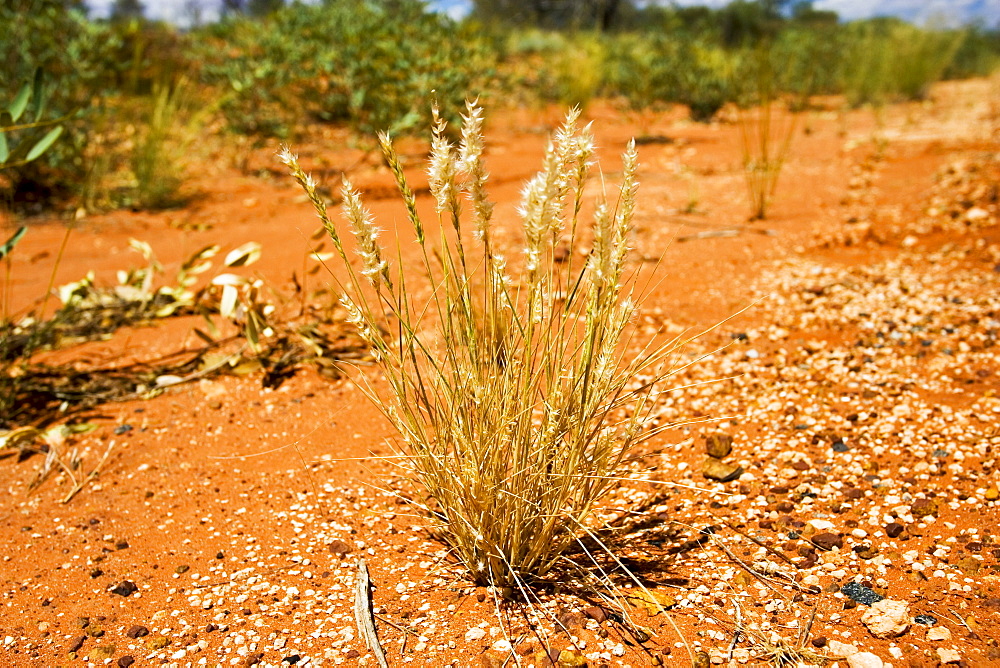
[1,78,999,667]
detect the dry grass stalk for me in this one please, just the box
[282,102,682,590]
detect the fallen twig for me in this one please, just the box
[354,558,389,668]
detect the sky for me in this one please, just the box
[85,0,1000,27]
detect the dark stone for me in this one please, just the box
[914,614,937,626]
[117,657,135,668]
[126,625,149,639]
[556,610,584,629]
[328,539,352,558]
[811,636,827,648]
[67,635,86,654]
[583,606,608,623]
[701,458,743,482]
[832,441,849,452]
[114,424,133,435]
[110,581,138,597]
[282,655,301,664]
[242,653,264,667]
[812,533,844,551]
[910,498,938,518]
[705,433,733,458]
[841,581,883,605]
[343,649,360,659]
[885,522,904,538]
[89,568,103,578]
[115,540,129,550]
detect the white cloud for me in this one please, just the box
[813,0,996,25]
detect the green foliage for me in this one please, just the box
[197,1,499,138]
[0,70,66,170]
[839,19,965,107]
[944,25,1000,80]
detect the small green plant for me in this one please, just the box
[283,104,680,589]
[738,43,798,220]
[131,77,190,209]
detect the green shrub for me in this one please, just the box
[839,19,964,106]
[198,1,499,138]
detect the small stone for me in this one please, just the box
[813,532,844,551]
[701,458,743,482]
[583,606,607,623]
[810,636,827,648]
[118,657,135,668]
[926,626,951,641]
[909,498,937,518]
[808,519,835,531]
[327,539,352,558]
[556,649,588,667]
[847,652,883,668]
[913,614,937,625]
[705,433,733,458]
[692,651,711,668]
[465,627,487,642]
[937,648,961,664]
[67,636,86,655]
[985,487,999,501]
[884,522,904,538]
[88,645,116,661]
[860,598,911,638]
[491,639,513,653]
[89,567,103,578]
[145,636,169,651]
[175,565,190,574]
[958,556,981,576]
[556,610,584,629]
[111,581,138,597]
[126,625,149,639]
[827,640,859,658]
[841,581,883,605]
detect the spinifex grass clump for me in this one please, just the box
[282,104,678,589]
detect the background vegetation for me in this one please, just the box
[1,0,998,214]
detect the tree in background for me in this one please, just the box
[221,0,285,17]
[471,0,631,31]
[247,0,285,17]
[110,0,145,22]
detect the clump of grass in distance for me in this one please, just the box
[738,44,798,220]
[282,103,681,590]
[132,76,190,209]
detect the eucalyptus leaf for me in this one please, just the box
[8,82,30,123]
[0,226,27,260]
[25,125,63,162]
[31,68,46,121]
[0,131,8,164]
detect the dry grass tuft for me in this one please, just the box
[283,103,683,590]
